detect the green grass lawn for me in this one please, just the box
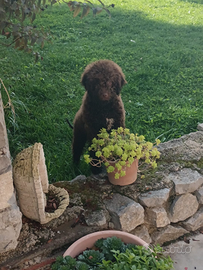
[0,0,203,182]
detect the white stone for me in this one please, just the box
[146,207,170,227]
[169,193,199,223]
[151,225,188,245]
[183,207,203,231]
[105,193,144,232]
[167,168,203,195]
[138,188,171,208]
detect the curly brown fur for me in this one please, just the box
[72,59,127,169]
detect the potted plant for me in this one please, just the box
[51,230,173,270]
[84,127,161,185]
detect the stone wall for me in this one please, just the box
[54,124,203,246]
[0,92,22,253]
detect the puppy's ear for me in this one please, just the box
[80,72,88,90]
[115,73,127,95]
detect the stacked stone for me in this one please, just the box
[83,128,203,245]
[0,92,22,253]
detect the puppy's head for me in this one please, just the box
[81,60,127,102]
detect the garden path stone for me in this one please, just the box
[104,193,144,232]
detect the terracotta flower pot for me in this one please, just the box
[107,159,138,186]
[63,230,149,258]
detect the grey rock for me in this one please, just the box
[195,186,203,204]
[169,193,199,223]
[151,225,188,245]
[182,207,203,231]
[85,210,107,227]
[104,193,144,232]
[146,207,170,228]
[197,123,203,131]
[158,131,203,161]
[131,225,152,244]
[138,188,171,207]
[166,168,203,195]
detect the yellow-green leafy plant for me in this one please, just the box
[84,127,161,179]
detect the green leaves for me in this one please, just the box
[78,250,104,266]
[52,238,173,270]
[66,0,112,19]
[84,127,161,179]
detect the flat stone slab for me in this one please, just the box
[158,131,203,161]
[182,207,203,231]
[165,233,203,270]
[169,193,199,223]
[138,188,171,207]
[104,193,144,232]
[166,168,203,195]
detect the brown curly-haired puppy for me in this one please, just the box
[72,59,127,172]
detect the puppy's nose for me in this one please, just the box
[102,92,110,101]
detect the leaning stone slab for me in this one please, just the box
[138,188,171,208]
[131,225,152,244]
[0,94,11,175]
[166,168,203,195]
[151,225,188,245]
[104,193,144,232]
[195,186,203,204]
[0,170,14,209]
[146,207,170,228]
[169,193,199,223]
[0,193,22,252]
[182,207,203,231]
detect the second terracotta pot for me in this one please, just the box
[63,230,148,258]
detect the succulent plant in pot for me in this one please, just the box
[84,127,161,185]
[51,231,173,270]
